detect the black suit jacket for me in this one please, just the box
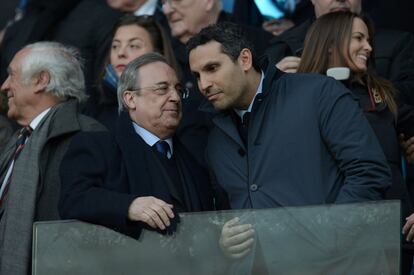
[59,112,214,238]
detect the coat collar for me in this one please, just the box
[46,100,82,139]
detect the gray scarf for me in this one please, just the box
[0,106,58,275]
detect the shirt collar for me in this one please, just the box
[29,108,51,130]
[134,0,157,16]
[132,121,173,157]
[234,71,265,119]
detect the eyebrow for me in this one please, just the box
[352,31,365,36]
[113,37,144,43]
[202,61,220,70]
[353,31,370,39]
[154,81,168,86]
[153,80,180,86]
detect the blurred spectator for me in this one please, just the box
[0,0,20,44]
[0,41,104,275]
[105,0,170,31]
[0,0,20,29]
[266,0,414,106]
[0,0,121,99]
[221,0,313,35]
[0,93,13,154]
[225,0,264,29]
[363,0,414,35]
[85,14,178,133]
[107,0,156,15]
[257,0,313,35]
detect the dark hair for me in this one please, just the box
[111,14,178,70]
[98,14,179,104]
[297,12,398,118]
[186,22,261,71]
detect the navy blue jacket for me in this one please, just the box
[205,61,392,209]
[59,112,214,238]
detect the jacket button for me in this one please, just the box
[250,184,258,192]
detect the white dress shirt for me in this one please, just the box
[132,121,173,159]
[0,108,51,197]
[134,0,158,16]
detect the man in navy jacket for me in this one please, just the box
[187,22,391,260]
[59,53,215,238]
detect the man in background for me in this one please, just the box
[0,41,104,275]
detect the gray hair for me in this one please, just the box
[20,41,87,102]
[117,52,170,112]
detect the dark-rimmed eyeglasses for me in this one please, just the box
[131,83,189,99]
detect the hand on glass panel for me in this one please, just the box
[403,213,414,242]
[275,56,301,73]
[399,134,414,164]
[219,217,255,259]
[128,196,174,230]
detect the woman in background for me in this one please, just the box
[86,14,178,131]
[297,11,414,274]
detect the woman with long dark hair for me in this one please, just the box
[297,11,414,273]
[86,14,179,131]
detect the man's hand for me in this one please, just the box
[403,213,414,241]
[399,134,414,164]
[219,217,255,259]
[276,56,301,73]
[128,196,174,230]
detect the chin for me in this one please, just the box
[7,108,15,119]
[171,27,189,41]
[165,118,181,128]
[355,65,367,73]
[212,100,231,111]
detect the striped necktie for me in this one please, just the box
[0,126,33,206]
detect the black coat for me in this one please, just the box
[59,112,214,238]
[348,82,414,206]
[266,19,414,105]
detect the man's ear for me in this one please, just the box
[33,71,50,93]
[123,91,136,110]
[238,48,253,72]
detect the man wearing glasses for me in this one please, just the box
[59,53,215,238]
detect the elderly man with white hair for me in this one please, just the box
[0,41,104,275]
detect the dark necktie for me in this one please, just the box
[154,140,170,158]
[239,112,250,146]
[0,126,32,206]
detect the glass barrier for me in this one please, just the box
[32,200,400,275]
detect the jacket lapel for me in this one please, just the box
[115,112,184,206]
[212,114,245,149]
